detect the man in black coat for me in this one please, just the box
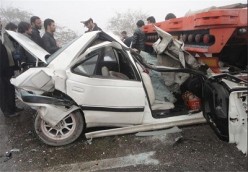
[30,16,44,48]
[42,18,60,54]
[81,18,102,33]
[0,21,23,117]
[18,21,37,70]
[121,31,132,47]
[131,20,146,53]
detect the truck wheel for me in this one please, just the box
[34,110,84,146]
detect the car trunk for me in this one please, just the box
[11,68,54,95]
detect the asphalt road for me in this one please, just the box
[0,103,247,171]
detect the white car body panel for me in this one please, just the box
[84,111,145,128]
[53,69,67,93]
[11,68,54,94]
[221,79,247,154]
[68,41,123,68]
[38,105,80,127]
[6,30,49,63]
[66,75,145,107]
[48,31,99,70]
[66,73,146,126]
[16,99,80,127]
[86,112,206,139]
[229,91,247,154]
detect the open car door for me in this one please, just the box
[203,74,247,154]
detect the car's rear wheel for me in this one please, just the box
[34,110,84,146]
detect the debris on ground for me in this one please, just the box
[173,136,184,146]
[135,126,182,137]
[31,149,37,152]
[10,148,20,152]
[2,148,20,162]
[86,138,92,145]
[3,151,12,162]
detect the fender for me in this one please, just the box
[38,105,80,127]
[20,90,80,127]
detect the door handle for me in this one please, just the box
[72,87,85,93]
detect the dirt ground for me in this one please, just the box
[0,103,247,171]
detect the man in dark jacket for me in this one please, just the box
[30,16,44,48]
[81,18,102,33]
[42,18,60,54]
[131,20,146,53]
[147,16,156,24]
[18,21,37,70]
[121,31,132,47]
[0,21,23,117]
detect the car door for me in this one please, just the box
[203,74,247,154]
[66,42,146,126]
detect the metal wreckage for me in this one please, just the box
[6,24,247,154]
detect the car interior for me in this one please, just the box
[136,63,175,111]
[130,51,204,118]
[73,43,139,81]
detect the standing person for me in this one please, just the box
[30,16,44,48]
[81,18,102,33]
[17,21,37,70]
[121,31,132,47]
[147,16,156,24]
[42,18,60,54]
[4,23,20,70]
[0,21,23,117]
[131,20,146,53]
[146,16,156,54]
[165,13,176,20]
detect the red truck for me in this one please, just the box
[143,3,248,72]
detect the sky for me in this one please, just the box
[0,0,247,35]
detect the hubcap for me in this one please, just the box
[40,113,76,140]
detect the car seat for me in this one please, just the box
[137,64,174,110]
[109,71,129,79]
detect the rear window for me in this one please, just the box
[73,54,99,75]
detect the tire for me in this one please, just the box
[34,110,85,146]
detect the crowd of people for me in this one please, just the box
[0,16,61,117]
[120,14,176,53]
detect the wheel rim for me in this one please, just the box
[40,113,77,141]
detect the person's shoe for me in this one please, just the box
[4,112,20,118]
[15,107,24,113]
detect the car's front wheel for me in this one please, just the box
[34,110,84,146]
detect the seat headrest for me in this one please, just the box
[101,66,109,76]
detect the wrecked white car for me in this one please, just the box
[6,28,247,154]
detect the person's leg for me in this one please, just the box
[2,76,16,115]
[2,68,22,117]
[0,77,7,113]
